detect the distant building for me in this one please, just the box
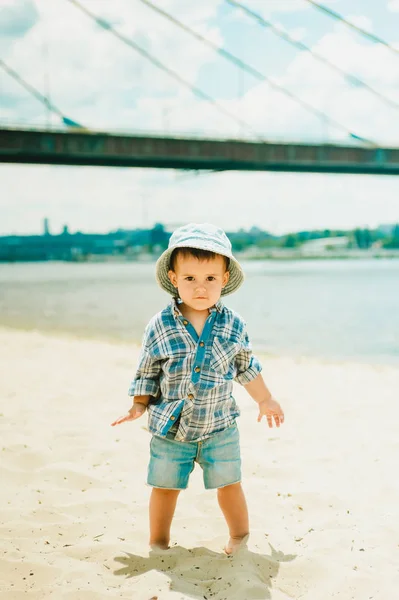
[300,236,350,254]
[43,218,51,236]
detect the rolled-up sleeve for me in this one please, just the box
[128,323,162,397]
[234,329,262,385]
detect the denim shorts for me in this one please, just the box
[147,422,241,490]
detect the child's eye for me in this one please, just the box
[207,276,216,281]
[185,276,194,281]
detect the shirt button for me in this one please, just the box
[199,341,205,347]
[170,415,176,421]
[187,393,194,400]
[194,366,201,373]
[183,319,188,325]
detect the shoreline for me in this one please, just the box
[1,251,399,264]
[0,323,397,369]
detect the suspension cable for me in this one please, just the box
[66,0,264,140]
[226,0,399,111]
[137,0,375,144]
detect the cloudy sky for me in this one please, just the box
[1,0,398,235]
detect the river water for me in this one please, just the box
[0,259,398,365]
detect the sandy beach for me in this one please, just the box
[0,327,398,599]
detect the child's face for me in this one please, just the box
[168,253,230,311]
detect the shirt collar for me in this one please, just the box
[212,299,224,313]
[171,297,223,319]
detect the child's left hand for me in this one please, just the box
[257,397,284,428]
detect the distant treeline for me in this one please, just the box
[142,223,399,251]
[0,222,398,262]
[226,224,399,251]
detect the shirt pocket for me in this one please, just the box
[210,336,239,377]
[162,350,195,383]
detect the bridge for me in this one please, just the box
[1,0,399,176]
[1,127,399,175]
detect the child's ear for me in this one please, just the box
[168,270,178,288]
[222,270,230,287]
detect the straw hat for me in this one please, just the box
[155,223,244,297]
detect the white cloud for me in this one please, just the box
[342,14,373,31]
[388,0,399,11]
[245,24,399,144]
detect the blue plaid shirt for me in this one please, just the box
[128,299,262,442]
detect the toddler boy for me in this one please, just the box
[112,223,284,553]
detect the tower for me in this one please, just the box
[43,218,50,236]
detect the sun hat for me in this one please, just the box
[155,223,244,297]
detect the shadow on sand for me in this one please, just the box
[113,543,296,599]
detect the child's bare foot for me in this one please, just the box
[150,542,170,552]
[224,534,249,555]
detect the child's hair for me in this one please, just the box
[169,247,230,272]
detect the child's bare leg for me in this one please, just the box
[217,482,249,554]
[149,488,180,549]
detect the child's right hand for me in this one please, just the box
[111,402,147,426]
